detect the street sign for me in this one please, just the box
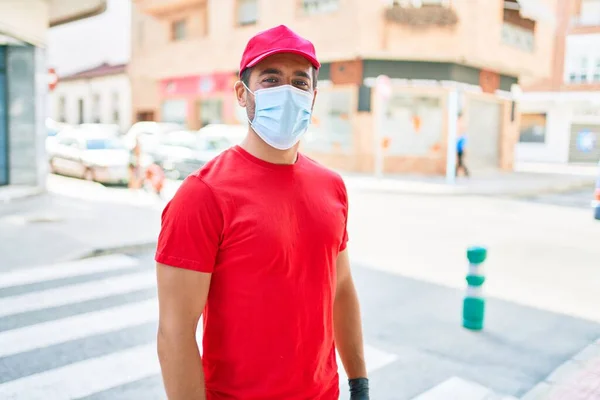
[48,68,58,91]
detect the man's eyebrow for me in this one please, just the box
[258,68,282,76]
[294,70,311,80]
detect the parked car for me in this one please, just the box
[594,160,600,220]
[123,121,185,151]
[45,118,71,156]
[48,127,134,185]
[160,128,244,180]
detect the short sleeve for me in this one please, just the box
[339,179,349,252]
[155,176,223,273]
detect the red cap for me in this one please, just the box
[239,25,320,76]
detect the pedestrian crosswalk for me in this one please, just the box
[0,254,399,399]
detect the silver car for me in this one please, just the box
[49,128,131,185]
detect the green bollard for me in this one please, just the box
[463,246,487,331]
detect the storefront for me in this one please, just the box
[302,59,518,175]
[516,92,600,165]
[159,72,239,129]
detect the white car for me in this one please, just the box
[123,121,185,151]
[49,128,134,185]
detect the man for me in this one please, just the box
[155,25,369,400]
[456,113,469,177]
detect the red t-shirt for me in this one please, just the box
[155,145,349,400]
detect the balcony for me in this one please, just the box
[134,0,206,17]
[383,2,458,28]
[48,0,107,27]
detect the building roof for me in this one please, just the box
[60,63,127,81]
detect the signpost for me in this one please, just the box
[374,75,392,178]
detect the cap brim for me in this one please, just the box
[245,48,320,72]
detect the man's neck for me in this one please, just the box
[240,128,299,165]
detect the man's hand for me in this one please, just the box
[349,377,370,400]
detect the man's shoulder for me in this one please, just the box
[190,147,243,187]
[300,153,346,188]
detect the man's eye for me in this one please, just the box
[294,80,309,87]
[263,78,278,83]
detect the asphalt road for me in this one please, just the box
[1,251,599,399]
[522,188,595,210]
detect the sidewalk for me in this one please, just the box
[341,169,596,197]
[0,191,161,270]
[522,339,600,400]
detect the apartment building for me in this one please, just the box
[518,0,600,165]
[130,0,556,174]
[0,0,107,189]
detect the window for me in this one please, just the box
[594,59,600,82]
[92,93,100,123]
[579,57,589,82]
[78,99,84,124]
[579,0,600,26]
[112,92,120,124]
[137,20,145,49]
[58,96,66,123]
[519,113,546,143]
[301,0,339,15]
[171,19,187,41]
[198,99,223,127]
[237,0,258,25]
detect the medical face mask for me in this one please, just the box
[243,83,314,150]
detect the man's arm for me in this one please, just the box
[157,263,211,400]
[334,249,367,380]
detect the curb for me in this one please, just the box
[344,179,595,198]
[0,187,46,204]
[60,241,158,262]
[521,337,600,399]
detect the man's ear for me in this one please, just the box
[234,81,247,107]
[311,89,318,113]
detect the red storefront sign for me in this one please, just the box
[159,72,235,97]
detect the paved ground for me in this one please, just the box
[1,173,599,398]
[1,253,598,399]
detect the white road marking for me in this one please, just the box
[0,255,139,289]
[0,271,155,318]
[0,299,157,357]
[337,343,398,381]
[0,343,160,400]
[411,376,517,400]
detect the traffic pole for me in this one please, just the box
[462,246,487,331]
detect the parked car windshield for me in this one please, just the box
[86,138,126,150]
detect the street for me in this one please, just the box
[0,174,599,399]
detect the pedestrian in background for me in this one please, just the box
[155,25,369,400]
[128,136,142,189]
[456,113,469,177]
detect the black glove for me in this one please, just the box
[349,377,369,400]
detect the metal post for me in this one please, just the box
[373,87,384,179]
[463,246,487,331]
[445,89,458,185]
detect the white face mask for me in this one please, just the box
[243,83,314,150]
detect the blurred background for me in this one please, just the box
[1,0,600,399]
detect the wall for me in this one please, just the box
[0,0,48,46]
[515,100,572,163]
[52,74,132,132]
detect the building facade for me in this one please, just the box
[518,0,600,165]
[130,0,556,174]
[0,0,107,188]
[51,63,132,133]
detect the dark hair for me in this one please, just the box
[240,66,318,90]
